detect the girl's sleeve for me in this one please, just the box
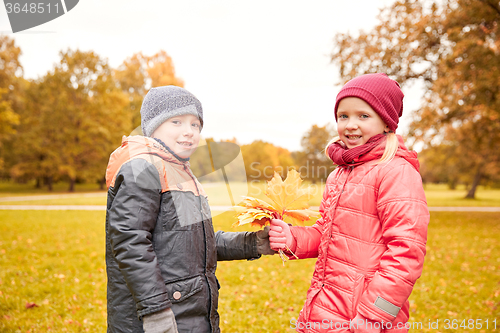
[356,162,429,323]
[288,186,329,259]
[108,159,171,319]
[289,219,324,259]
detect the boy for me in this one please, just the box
[105,86,273,333]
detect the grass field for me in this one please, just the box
[2,181,500,207]
[1,209,499,332]
[0,182,103,197]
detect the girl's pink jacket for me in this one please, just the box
[291,137,429,333]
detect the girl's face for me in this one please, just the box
[336,97,388,149]
[152,114,201,159]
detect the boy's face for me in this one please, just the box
[336,97,388,149]
[152,114,201,159]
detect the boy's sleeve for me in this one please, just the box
[215,231,260,261]
[356,163,429,323]
[108,158,171,319]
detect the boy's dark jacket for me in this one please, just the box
[105,136,259,333]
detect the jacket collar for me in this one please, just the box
[121,135,189,165]
[105,135,190,188]
[152,138,190,163]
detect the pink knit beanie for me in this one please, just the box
[334,73,404,132]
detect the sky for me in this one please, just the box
[0,0,424,152]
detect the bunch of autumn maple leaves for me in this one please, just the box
[232,170,319,264]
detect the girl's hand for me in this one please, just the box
[350,313,382,333]
[269,219,296,252]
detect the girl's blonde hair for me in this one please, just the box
[324,132,399,164]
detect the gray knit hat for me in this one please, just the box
[140,86,203,137]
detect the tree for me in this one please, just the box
[418,143,460,188]
[0,35,23,174]
[241,140,295,181]
[115,50,184,129]
[0,88,19,147]
[8,79,57,189]
[10,49,131,191]
[331,0,500,198]
[297,124,337,183]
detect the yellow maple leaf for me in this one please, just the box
[233,169,318,227]
[232,170,318,264]
[238,196,276,211]
[266,170,316,213]
[233,197,277,227]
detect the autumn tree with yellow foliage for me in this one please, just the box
[0,35,23,174]
[9,50,131,191]
[115,50,184,130]
[241,140,295,181]
[295,124,337,183]
[331,0,500,198]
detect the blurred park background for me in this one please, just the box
[1,0,500,332]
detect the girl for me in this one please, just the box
[269,73,429,333]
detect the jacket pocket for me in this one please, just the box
[165,275,204,303]
[351,273,366,318]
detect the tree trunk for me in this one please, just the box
[448,178,457,190]
[35,178,41,189]
[99,176,106,191]
[68,178,75,192]
[46,176,53,191]
[465,167,482,199]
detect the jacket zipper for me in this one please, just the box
[185,164,214,332]
[305,166,354,321]
[321,165,354,283]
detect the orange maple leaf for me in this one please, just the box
[284,209,320,227]
[233,170,319,227]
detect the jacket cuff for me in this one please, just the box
[246,231,261,260]
[357,297,400,323]
[137,293,172,319]
[357,270,414,322]
[289,226,318,259]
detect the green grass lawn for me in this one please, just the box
[0,181,102,197]
[409,212,500,332]
[0,211,106,332]
[3,181,500,207]
[1,209,499,332]
[423,183,500,207]
[0,196,107,206]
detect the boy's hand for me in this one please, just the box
[143,308,178,333]
[256,226,277,255]
[269,219,296,252]
[350,313,382,333]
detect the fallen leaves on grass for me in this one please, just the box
[25,302,39,309]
